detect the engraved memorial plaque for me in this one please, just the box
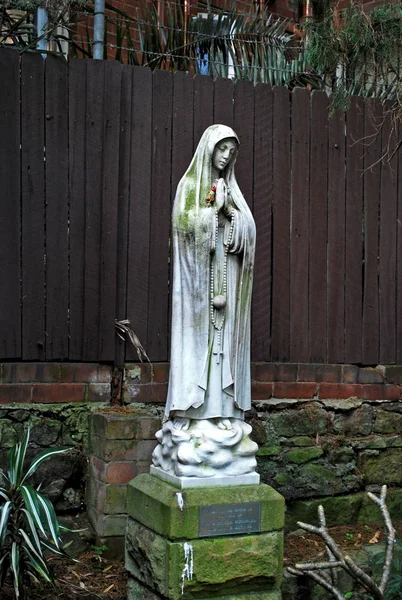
[199,502,261,537]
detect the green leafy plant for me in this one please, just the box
[0,1,86,55]
[0,428,74,600]
[91,544,108,563]
[365,539,402,600]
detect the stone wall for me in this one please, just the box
[1,360,401,533]
[123,362,402,530]
[0,362,113,513]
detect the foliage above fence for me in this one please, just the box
[0,49,401,365]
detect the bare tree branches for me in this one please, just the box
[288,486,396,599]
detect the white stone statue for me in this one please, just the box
[152,124,259,486]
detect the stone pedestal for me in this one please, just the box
[125,474,285,600]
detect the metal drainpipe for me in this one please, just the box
[36,7,48,58]
[93,0,105,60]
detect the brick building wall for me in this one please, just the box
[74,0,399,61]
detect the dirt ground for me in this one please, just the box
[2,521,401,599]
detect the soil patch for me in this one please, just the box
[2,548,127,600]
[2,522,401,598]
[284,520,402,565]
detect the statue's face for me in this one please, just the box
[212,138,237,172]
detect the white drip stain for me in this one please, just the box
[176,491,184,511]
[181,542,194,595]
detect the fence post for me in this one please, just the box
[93,0,105,60]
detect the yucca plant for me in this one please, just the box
[0,428,74,600]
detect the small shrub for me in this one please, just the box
[0,428,74,600]
[366,539,402,600]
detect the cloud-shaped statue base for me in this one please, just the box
[152,418,258,479]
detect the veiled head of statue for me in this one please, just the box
[212,138,237,175]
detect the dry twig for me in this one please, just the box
[115,319,150,363]
[288,485,395,599]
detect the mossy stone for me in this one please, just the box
[291,436,315,447]
[269,409,327,437]
[374,410,402,434]
[357,488,402,524]
[287,447,324,464]
[127,578,281,600]
[333,406,373,436]
[360,449,402,485]
[127,474,285,540]
[274,473,292,486]
[285,492,364,531]
[0,420,19,448]
[300,463,337,482]
[257,446,281,456]
[126,518,283,600]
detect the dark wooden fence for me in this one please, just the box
[1,48,401,365]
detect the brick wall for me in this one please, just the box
[0,363,112,404]
[122,362,402,404]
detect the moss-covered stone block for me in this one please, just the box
[357,488,402,524]
[126,519,283,600]
[257,445,281,456]
[285,492,364,531]
[299,463,337,483]
[127,475,284,540]
[290,436,315,447]
[333,406,373,436]
[374,410,402,434]
[360,449,402,485]
[268,409,327,437]
[274,473,292,486]
[287,447,324,464]
[127,578,281,600]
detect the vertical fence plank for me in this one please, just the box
[147,70,173,361]
[126,66,153,362]
[172,72,194,198]
[69,60,87,360]
[0,49,21,359]
[170,72,194,360]
[21,53,45,360]
[83,60,105,361]
[345,96,364,364]
[362,99,381,365]
[233,79,255,209]
[271,86,291,361]
[115,65,133,366]
[251,83,273,362]
[99,61,121,362]
[45,56,69,360]
[193,75,214,150]
[397,120,402,363]
[379,103,397,364]
[309,91,328,363]
[214,77,234,127]
[290,88,310,362]
[327,110,346,363]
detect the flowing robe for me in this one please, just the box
[164,125,256,421]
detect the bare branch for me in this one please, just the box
[290,487,396,600]
[288,567,345,599]
[295,561,343,571]
[367,486,396,593]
